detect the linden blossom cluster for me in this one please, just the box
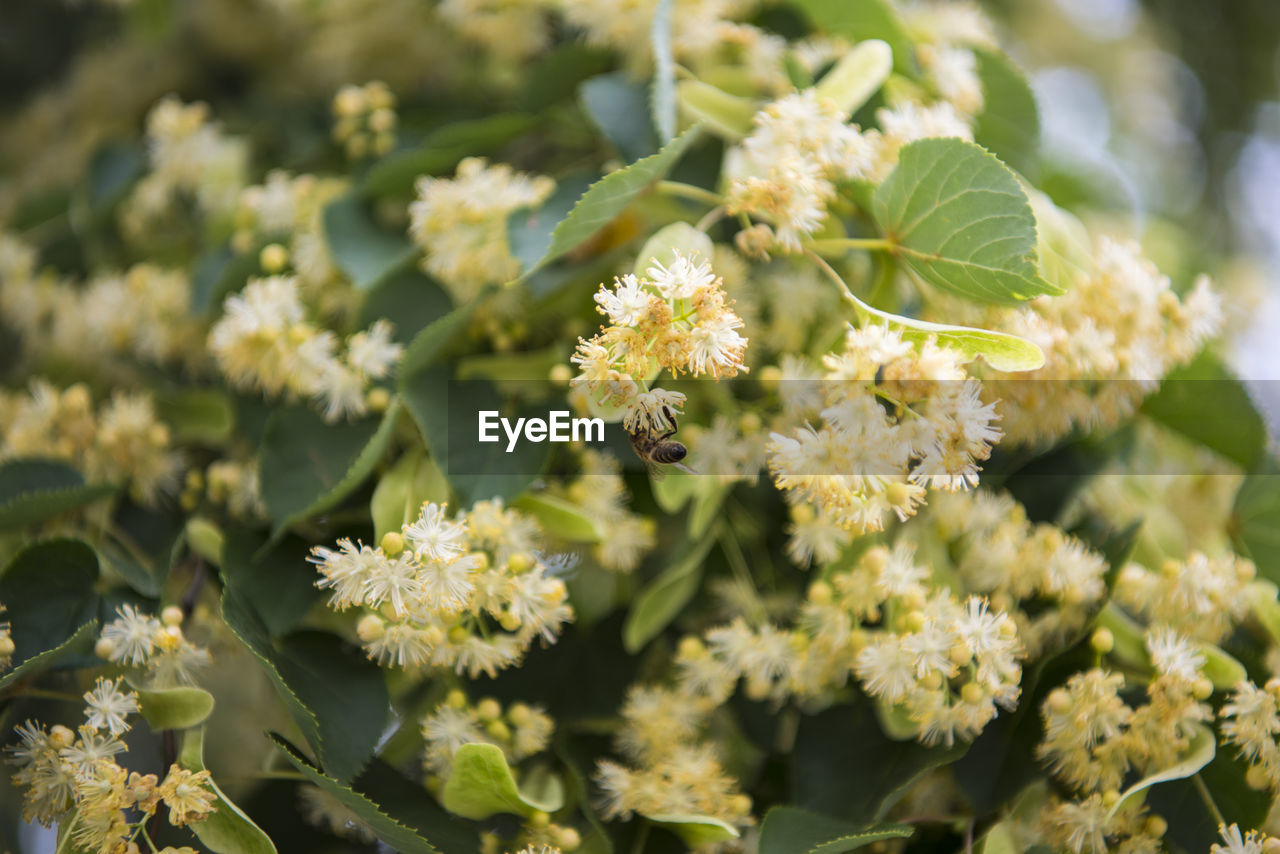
[670,543,1024,747]
[309,500,572,677]
[1035,629,1217,854]
[0,381,181,505]
[6,677,216,843]
[570,252,748,432]
[208,274,403,422]
[767,324,1001,554]
[937,237,1222,445]
[478,410,604,453]
[923,490,1109,656]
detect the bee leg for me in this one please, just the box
[658,405,679,440]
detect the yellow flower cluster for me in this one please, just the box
[208,274,402,421]
[1036,629,1215,852]
[121,95,248,239]
[1116,551,1255,644]
[924,490,1108,656]
[571,252,748,431]
[0,239,203,371]
[0,381,181,504]
[595,685,753,831]
[230,170,347,292]
[313,500,572,677]
[421,690,554,778]
[1221,680,1280,791]
[559,450,655,573]
[964,238,1221,444]
[95,604,211,688]
[332,80,398,159]
[409,157,555,302]
[768,325,1001,548]
[672,543,1024,747]
[7,680,215,844]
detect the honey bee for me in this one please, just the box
[626,407,697,477]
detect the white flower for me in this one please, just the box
[594,274,652,326]
[404,503,468,562]
[1145,627,1204,683]
[346,320,403,379]
[622,389,686,433]
[647,255,716,301]
[689,313,748,377]
[101,605,163,667]
[82,678,139,736]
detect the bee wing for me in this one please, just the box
[672,461,698,475]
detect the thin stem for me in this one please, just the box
[803,249,859,307]
[718,529,766,626]
[655,180,724,208]
[1193,773,1226,826]
[695,205,726,232]
[5,688,82,703]
[807,237,895,253]
[630,820,651,854]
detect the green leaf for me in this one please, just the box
[441,743,536,819]
[1246,581,1280,645]
[648,814,740,846]
[792,701,967,823]
[650,467,699,513]
[792,0,916,76]
[323,193,416,290]
[1108,723,1215,820]
[222,592,388,782]
[357,267,453,342]
[675,80,757,141]
[0,538,100,681]
[191,241,270,316]
[133,682,215,731]
[258,399,401,536]
[83,142,145,221]
[0,620,97,692]
[872,138,1062,304]
[519,126,701,277]
[812,39,893,118]
[522,43,614,111]
[1029,189,1091,291]
[512,493,602,543]
[1199,642,1247,690]
[398,290,492,380]
[840,290,1044,372]
[1141,352,1267,470]
[507,173,597,276]
[973,49,1040,177]
[404,377,551,506]
[0,459,117,530]
[623,525,718,653]
[1231,463,1280,585]
[155,388,235,445]
[650,0,677,142]
[760,807,912,854]
[220,529,323,638]
[361,115,537,198]
[518,763,566,814]
[372,450,451,541]
[272,733,479,854]
[178,727,278,854]
[582,72,660,161]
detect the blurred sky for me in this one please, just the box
[1005,0,1280,432]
